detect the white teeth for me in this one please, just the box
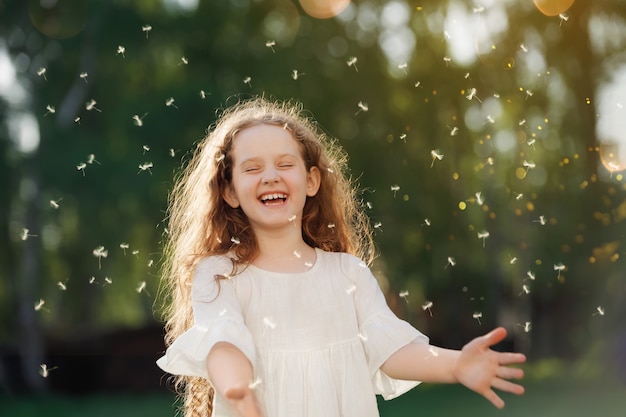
[261,193,286,201]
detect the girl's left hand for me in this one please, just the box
[453,327,526,408]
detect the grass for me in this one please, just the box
[2,375,625,417]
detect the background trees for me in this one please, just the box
[1,0,625,393]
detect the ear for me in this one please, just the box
[306,166,321,197]
[223,184,240,208]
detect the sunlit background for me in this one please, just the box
[1,0,626,415]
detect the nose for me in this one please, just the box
[262,170,279,184]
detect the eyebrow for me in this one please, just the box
[237,153,299,165]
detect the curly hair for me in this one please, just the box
[157,96,375,416]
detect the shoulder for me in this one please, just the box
[316,248,369,277]
[195,254,234,277]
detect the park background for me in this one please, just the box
[1,0,626,415]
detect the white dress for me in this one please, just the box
[157,248,429,417]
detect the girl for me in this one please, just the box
[157,97,526,417]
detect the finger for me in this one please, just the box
[496,365,524,380]
[483,388,505,409]
[480,327,507,348]
[492,377,525,395]
[497,351,527,365]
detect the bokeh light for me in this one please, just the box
[299,0,351,19]
[533,0,576,17]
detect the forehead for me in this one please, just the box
[230,123,301,161]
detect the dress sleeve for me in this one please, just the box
[156,256,256,381]
[341,253,429,400]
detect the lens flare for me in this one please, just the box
[533,0,575,17]
[599,142,626,174]
[299,0,351,19]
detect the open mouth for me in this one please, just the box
[260,193,287,205]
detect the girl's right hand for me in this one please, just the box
[225,385,266,417]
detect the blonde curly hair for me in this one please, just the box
[158,96,375,416]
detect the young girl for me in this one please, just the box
[156,97,526,417]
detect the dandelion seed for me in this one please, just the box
[398,62,408,73]
[216,154,225,163]
[422,218,431,226]
[390,184,400,197]
[44,105,56,116]
[553,263,566,279]
[473,5,484,13]
[399,133,407,142]
[132,114,147,126]
[430,149,444,167]
[346,284,357,294]
[89,276,96,284]
[34,299,45,311]
[231,236,240,245]
[180,56,188,65]
[142,145,150,153]
[79,72,88,82]
[355,101,368,115]
[243,76,252,87]
[399,290,409,302]
[510,256,517,264]
[138,162,153,174]
[443,56,451,66]
[414,81,422,88]
[366,202,373,209]
[519,284,530,295]
[147,259,154,268]
[515,192,524,200]
[520,43,528,53]
[358,332,368,341]
[165,97,178,109]
[132,250,139,256]
[50,199,61,209]
[20,228,35,241]
[428,346,439,357]
[85,99,101,112]
[40,364,57,378]
[533,215,546,225]
[475,192,484,206]
[483,157,494,166]
[120,242,129,254]
[136,281,147,293]
[141,24,152,38]
[527,138,536,149]
[57,281,67,291]
[559,13,569,26]
[466,87,482,102]
[85,154,99,165]
[263,317,277,329]
[525,89,533,100]
[265,40,276,52]
[327,223,335,229]
[523,160,536,172]
[346,56,358,72]
[473,311,483,324]
[445,257,456,268]
[37,67,47,80]
[518,321,532,332]
[374,222,383,232]
[288,214,297,222]
[293,250,301,259]
[526,270,536,281]
[595,306,605,316]
[485,114,495,124]
[74,117,81,124]
[291,69,304,80]
[422,301,433,316]
[93,246,108,269]
[104,276,112,285]
[200,90,208,99]
[477,231,490,247]
[249,377,262,389]
[304,261,313,268]
[116,45,126,57]
[77,162,87,175]
[449,126,459,136]
[169,149,176,157]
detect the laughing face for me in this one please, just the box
[224,123,321,234]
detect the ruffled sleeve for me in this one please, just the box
[341,253,429,400]
[156,256,256,381]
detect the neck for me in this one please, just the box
[252,227,316,273]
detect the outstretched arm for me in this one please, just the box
[380,327,526,408]
[207,342,265,417]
